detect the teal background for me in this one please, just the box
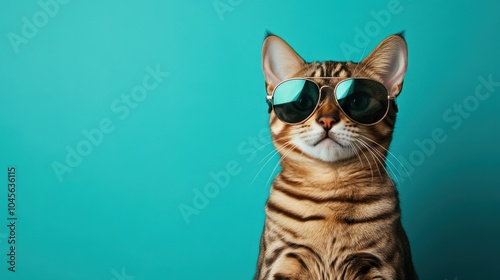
[1,0,499,279]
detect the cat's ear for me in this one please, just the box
[360,34,408,97]
[262,35,306,94]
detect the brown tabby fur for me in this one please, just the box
[255,34,418,280]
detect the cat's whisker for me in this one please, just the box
[257,146,279,165]
[357,138,391,170]
[361,141,396,187]
[357,134,413,182]
[356,135,400,161]
[255,130,315,171]
[265,143,296,188]
[356,139,383,179]
[352,141,374,184]
[351,60,370,80]
[252,151,281,185]
[252,140,296,185]
[368,146,402,185]
[348,143,364,168]
[358,139,382,177]
[254,131,318,186]
[356,138,397,187]
[257,134,303,165]
[251,140,277,158]
[384,158,404,184]
[373,150,399,184]
[352,42,369,77]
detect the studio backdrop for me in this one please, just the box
[1,0,499,279]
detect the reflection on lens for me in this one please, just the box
[273,79,319,123]
[336,79,388,124]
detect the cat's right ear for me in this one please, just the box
[262,35,306,94]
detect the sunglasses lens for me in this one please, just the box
[336,79,389,124]
[272,79,319,123]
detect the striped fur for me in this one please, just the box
[255,34,418,280]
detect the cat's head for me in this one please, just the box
[262,33,407,163]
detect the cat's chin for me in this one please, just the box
[295,138,353,163]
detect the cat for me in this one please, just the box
[254,33,418,280]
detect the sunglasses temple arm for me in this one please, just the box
[392,99,399,113]
[267,100,273,114]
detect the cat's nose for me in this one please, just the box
[317,116,337,130]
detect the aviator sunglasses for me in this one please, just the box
[266,77,397,126]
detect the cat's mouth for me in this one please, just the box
[313,136,343,147]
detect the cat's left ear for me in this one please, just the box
[360,34,408,97]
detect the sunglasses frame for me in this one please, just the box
[266,77,395,126]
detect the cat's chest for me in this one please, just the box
[266,180,399,253]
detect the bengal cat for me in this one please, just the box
[254,33,418,280]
